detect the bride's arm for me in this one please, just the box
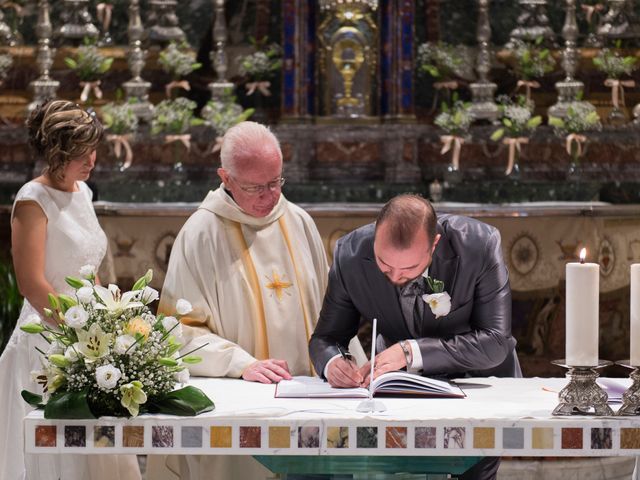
[12,201,58,325]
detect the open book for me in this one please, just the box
[275,372,465,399]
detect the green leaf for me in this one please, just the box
[21,390,45,409]
[181,355,202,364]
[58,294,77,312]
[503,118,513,128]
[64,57,77,69]
[548,116,565,128]
[65,276,85,289]
[44,390,96,419]
[146,386,214,416]
[47,293,59,311]
[527,116,542,128]
[490,128,505,141]
[158,357,179,367]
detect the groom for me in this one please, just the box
[309,194,521,480]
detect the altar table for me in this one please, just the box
[23,376,640,463]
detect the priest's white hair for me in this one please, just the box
[220,121,282,175]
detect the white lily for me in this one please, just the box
[93,284,143,313]
[74,322,112,361]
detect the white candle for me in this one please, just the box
[631,265,640,366]
[566,248,599,366]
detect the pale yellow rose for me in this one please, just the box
[126,316,151,340]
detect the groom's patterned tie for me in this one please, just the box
[399,278,427,338]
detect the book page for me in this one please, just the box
[275,376,369,398]
[372,371,465,397]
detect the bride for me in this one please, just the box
[0,100,141,480]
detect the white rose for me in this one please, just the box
[79,264,96,279]
[81,279,93,288]
[95,364,122,390]
[76,286,94,304]
[422,292,452,319]
[141,286,159,305]
[114,334,137,355]
[175,368,190,384]
[64,346,80,362]
[175,299,192,315]
[161,316,182,337]
[64,305,89,329]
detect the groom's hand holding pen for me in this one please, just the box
[326,343,363,388]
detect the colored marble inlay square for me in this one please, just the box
[64,426,86,447]
[269,427,290,449]
[210,426,232,448]
[386,426,407,448]
[93,426,115,447]
[298,426,320,448]
[123,426,144,448]
[152,426,173,448]
[239,426,261,448]
[444,427,465,449]
[181,427,203,448]
[357,427,378,448]
[591,428,612,449]
[35,426,56,447]
[415,427,436,449]
[503,428,524,449]
[473,427,495,449]
[327,427,348,448]
[532,428,554,449]
[561,428,583,449]
[621,428,640,449]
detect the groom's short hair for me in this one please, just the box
[375,194,437,249]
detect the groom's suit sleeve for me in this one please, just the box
[417,227,514,375]
[309,234,361,377]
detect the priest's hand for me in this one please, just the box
[326,357,363,388]
[360,343,406,387]
[242,359,292,384]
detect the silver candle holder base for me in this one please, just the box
[552,359,613,416]
[615,361,640,416]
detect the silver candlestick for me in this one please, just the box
[615,361,640,416]
[28,0,59,112]
[469,0,498,123]
[148,0,185,45]
[551,360,614,416]
[0,9,15,46]
[508,0,555,46]
[207,0,234,101]
[548,0,584,119]
[123,0,153,122]
[598,0,639,42]
[56,0,99,43]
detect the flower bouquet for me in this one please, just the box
[201,89,254,153]
[158,41,202,99]
[64,39,114,104]
[434,97,472,180]
[101,100,139,170]
[490,95,542,179]
[548,101,601,179]
[506,38,555,107]
[237,38,282,95]
[593,44,637,124]
[151,97,204,170]
[20,268,214,418]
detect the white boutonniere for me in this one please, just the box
[422,276,451,318]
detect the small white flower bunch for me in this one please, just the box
[21,269,210,418]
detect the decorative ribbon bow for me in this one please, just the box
[165,80,191,99]
[79,80,103,102]
[566,133,587,158]
[581,4,604,24]
[516,80,541,104]
[210,136,224,154]
[107,134,133,170]
[440,135,465,171]
[165,134,191,151]
[604,78,635,109]
[245,81,272,96]
[96,3,113,33]
[503,137,529,175]
[433,80,459,91]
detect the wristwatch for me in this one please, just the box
[399,340,413,368]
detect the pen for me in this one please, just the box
[336,343,352,361]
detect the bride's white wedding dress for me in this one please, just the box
[0,181,140,480]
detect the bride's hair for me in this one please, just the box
[26,99,104,181]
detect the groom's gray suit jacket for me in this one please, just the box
[309,214,522,378]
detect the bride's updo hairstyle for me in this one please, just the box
[26,100,104,181]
